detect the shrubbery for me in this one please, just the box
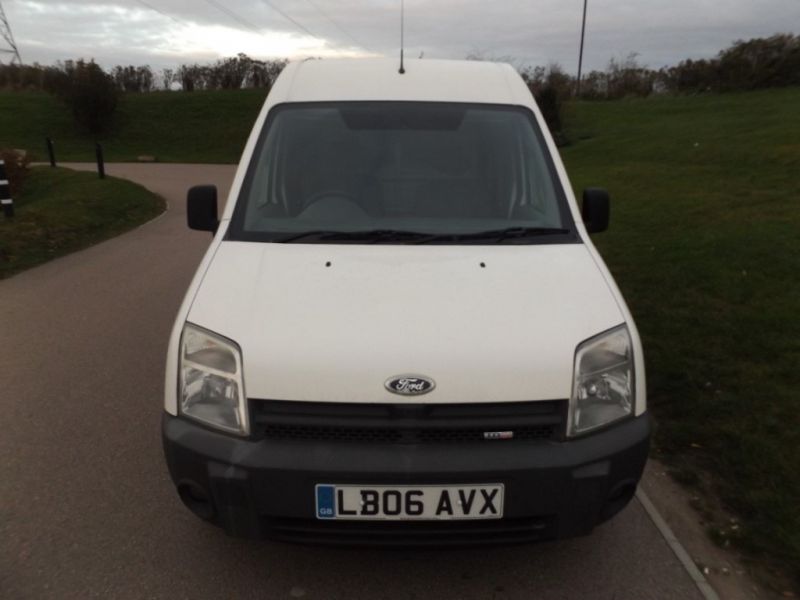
[0,34,797,136]
[176,53,287,92]
[0,54,288,94]
[0,60,122,134]
[48,60,119,134]
[1,34,797,101]
[465,33,799,137]
[578,34,800,98]
[519,64,573,139]
[111,65,155,93]
[663,33,800,93]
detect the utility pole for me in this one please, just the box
[0,1,23,65]
[576,0,588,97]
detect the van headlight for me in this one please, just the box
[179,323,249,436]
[568,325,634,437]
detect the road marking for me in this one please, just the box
[636,489,720,600]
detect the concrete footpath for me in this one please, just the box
[1,163,708,599]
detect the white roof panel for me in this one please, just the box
[269,58,533,106]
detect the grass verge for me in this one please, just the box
[0,167,165,278]
[0,89,267,163]
[561,87,800,588]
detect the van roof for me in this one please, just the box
[270,58,534,106]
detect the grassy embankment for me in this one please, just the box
[561,88,800,585]
[0,89,267,163]
[0,167,165,278]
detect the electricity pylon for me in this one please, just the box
[0,1,22,65]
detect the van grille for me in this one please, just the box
[263,424,404,443]
[251,399,566,444]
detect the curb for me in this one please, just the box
[637,489,721,600]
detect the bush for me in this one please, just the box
[0,148,30,196]
[662,34,800,93]
[534,86,563,136]
[111,65,154,93]
[174,54,287,91]
[606,54,656,98]
[50,60,119,134]
[717,34,800,90]
[520,64,570,139]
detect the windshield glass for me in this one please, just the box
[229,102,575,243]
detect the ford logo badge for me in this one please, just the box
[385,375,436,396]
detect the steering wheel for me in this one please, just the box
[301,190,361,213]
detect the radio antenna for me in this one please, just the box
[398,0,405,74]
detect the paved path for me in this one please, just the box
[1,164,704,599]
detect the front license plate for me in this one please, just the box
[315,484,504,520]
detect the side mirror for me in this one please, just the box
[582,188,610,233]
[187,185,219,233]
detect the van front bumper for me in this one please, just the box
[162,413,650,545]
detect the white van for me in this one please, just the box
[162,58,650,544]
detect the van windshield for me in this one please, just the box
[229,102,575,244]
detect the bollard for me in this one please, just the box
[46,137,56,168]
[95,142,105,179]
[0,158,13,218]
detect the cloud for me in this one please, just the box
[3,0,799,71]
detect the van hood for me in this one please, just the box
[187,241,624,404]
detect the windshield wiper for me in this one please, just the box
[274,229,435,244]
[416,227,571,244]
[275,227,570,244]
[274,230,340,243]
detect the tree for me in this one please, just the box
[606,53,655,98]
[53,60,119,133]
[161,68,174,90]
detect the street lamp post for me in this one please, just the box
[576,0,588,97]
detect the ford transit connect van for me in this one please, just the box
[162,58,650,544]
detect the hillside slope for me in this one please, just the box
[0,89,267,163]
[562,88,800,586]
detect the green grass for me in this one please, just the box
[0,89,267,163]
[0,167,165,278]
[561,88,800,586]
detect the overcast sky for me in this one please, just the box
[3,0,799,73]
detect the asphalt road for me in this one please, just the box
[1,163,704,599]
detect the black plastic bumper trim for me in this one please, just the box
[162,411,650,544]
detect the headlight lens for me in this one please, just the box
[569,325,634,437]
[179,323,248,436]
